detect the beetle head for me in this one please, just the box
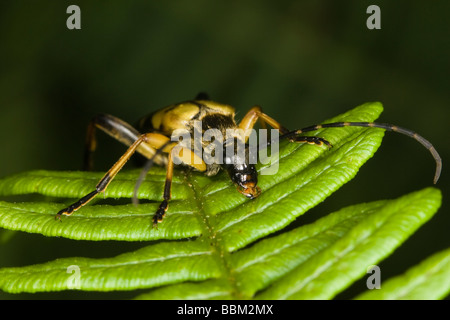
[222,141,261,199]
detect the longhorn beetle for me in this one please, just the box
[56,94,442,227]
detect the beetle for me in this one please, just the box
[56,93,442,227]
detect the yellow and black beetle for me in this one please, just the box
[56,93,442,227]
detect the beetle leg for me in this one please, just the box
[238,106,289,141]
[56,132,174,221]
[84,113,166,171]
[132,143,207,206]
[57,132,209,226]
[287,135,332,147]
[151,144,207,226]
[238,106,331,147]
[152,145,176,227]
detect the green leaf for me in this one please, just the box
[355,248,450,300]
[252,187,441,299]
[0,102,444,298]
[0,240,222,294]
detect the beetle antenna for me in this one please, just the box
[279,122,442,184]
[132,141,172,206]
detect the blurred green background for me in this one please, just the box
[0,1,448,299]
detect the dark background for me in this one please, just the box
[0,1,448,299]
